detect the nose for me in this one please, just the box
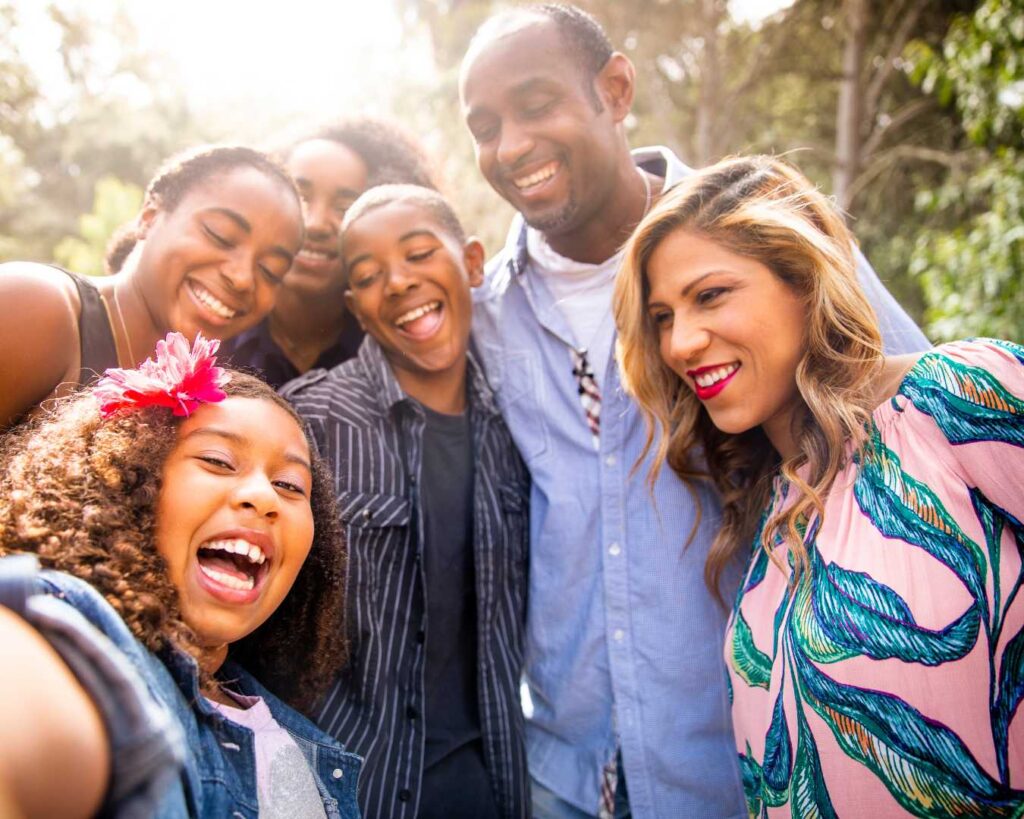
[496,120,534,169]
[219,253,258,295]
[667,319,711,365]
[304,197,336,240]
[231,472,279,520]
[383,262,419,298]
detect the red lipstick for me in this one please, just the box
[685,363,741,401]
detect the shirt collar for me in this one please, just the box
[355,334,500,417]
[498,144,690,279]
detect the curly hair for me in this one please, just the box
[105,145,301,274]
[0,371,345,713]
[280,117,438,191]
[613,156,883,599]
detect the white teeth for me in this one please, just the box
[199,564,255,591]
[191,283,237,319]
[394,301,440,327]
[202,538,266,566]
[299,249,333,261]
[513,162,558,190]
[695,363,740,388]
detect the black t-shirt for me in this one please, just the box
[416,402,499,818]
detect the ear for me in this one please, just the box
[595,52,635,124]
[136,199,160,241]
[462,238,486,288]
[343,290,366,330]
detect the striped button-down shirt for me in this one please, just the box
[281,336,530,819]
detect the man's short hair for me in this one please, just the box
[528,4,613,80]
[467,4,614,104]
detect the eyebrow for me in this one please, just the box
[184,427,312,473]
[295,177,362,201]
[509,77,559,97]
[465,77,556,118]
[207,207,295,264]
[648,271,724,305]
[345,229,440,270]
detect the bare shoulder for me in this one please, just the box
[872,353,923,406]
[0,262,82,427]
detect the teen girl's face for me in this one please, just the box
[343,200,484,400]
[645,229,806,459]
[136,166,304,342]
[155,396,315,651]
[286,138,369,297]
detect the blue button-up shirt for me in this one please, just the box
[472,146,930,817]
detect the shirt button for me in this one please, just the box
[613,629,625,642]
[399,788,412,802]
[608,542,621,556]
[332,768,344,779]
[362,508,373,521]
[406,705,419,719]
[605,454,617,467]
[416,629,426,644]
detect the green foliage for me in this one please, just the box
[907,0,1024,342]
[0,1,199,266]
[52,174,142,277]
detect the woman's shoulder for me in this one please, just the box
[897,338,1024,415]
[871,338,1024,463]
[0,263,86,426]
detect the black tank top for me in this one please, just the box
[55,267,119,386]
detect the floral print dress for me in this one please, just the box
[727,339,1024,817]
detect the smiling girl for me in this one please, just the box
[0,144,304,429]
[614,156,1024,817]
[0,334,359,817]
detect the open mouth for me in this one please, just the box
[295,246,339,268]
[512,160,559,193]
[688,362,741,400]
[188,280,239,321]
[196,538,269,597]
[394,300,443,339]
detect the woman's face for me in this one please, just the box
[135,166,304,342]
[155,396,315,651]
[645,229,807,458]
[286,138,369,298]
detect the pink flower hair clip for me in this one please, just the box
[93,331,231,419]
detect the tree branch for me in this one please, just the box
[861,96,936,157]
[862,0,929,123]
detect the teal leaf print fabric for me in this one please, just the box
[726,340,1024,817]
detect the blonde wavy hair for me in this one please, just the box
[613,155,883,598]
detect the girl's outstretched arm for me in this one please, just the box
[0,605,110,819]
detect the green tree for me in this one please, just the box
[906,0,1024,341]
[52,174,142,276]
[0,1,198,268]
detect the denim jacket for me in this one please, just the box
[0,555,362,818]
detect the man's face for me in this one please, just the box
[460,19,621,237]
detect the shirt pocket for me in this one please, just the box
[337,489,413,618]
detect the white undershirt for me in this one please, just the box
[526,226,623,386]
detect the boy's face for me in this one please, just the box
[343,200,484,393]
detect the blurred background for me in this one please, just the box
[1,0,1020,341]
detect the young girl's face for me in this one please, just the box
[135,166,304,342]
[155,396,315,650]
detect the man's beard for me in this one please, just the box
[522,190,579,235]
